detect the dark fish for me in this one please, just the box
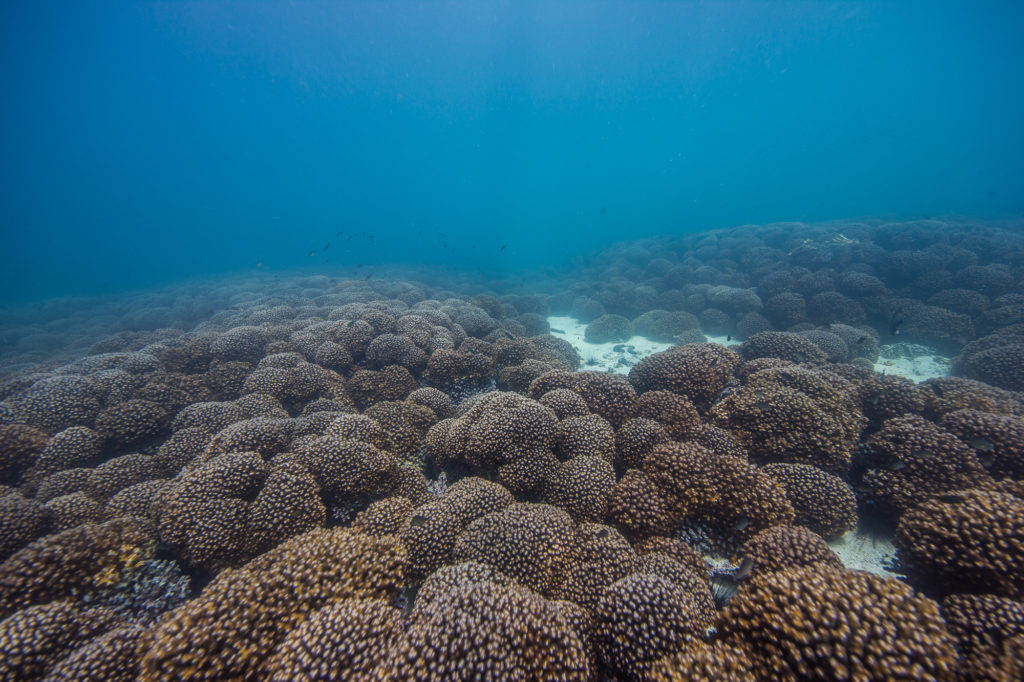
[979,454,995,468]
[410,514,428,527]
[710,576,740,608]
[934,493,966,504]
[600,206,607,214]
[780,371,794,381]
[550,328,565,334]
[857,336,868,344]
[418,230,422,235]
[323,243,330,251]
[930,383,944,397]
[336,230,343,236]
[356,263,363,268]
[755,401,771,411]
[889,309,905,336]
[500,244,507,251]
[753,389,765,400]
[889,459,906,471]
[595,528,609,539]
[613,344,626,352]
[733,517,751,532]
[726,334,732,342]
[968,438,994,452]
[911,449,934,459]
[734,556,754,580]
[709,356,719,367]
[364,273,373,280]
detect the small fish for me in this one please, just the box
[780,371,794,381]
[889,309,905,336]
[726,334,732,342]
[308,250,316,257]
[500,244,507,251]
[595,528,609,539]
[968,438,994,452]
[337,230,344,236]
[794,351,806,363]
[930,383,944,397]
[410,515,428,527]
[934,493,966,504]
[418,230,423,235]
[600,206,607,214]
[733,517,751,532]
[709,356,719,367]
[734,556,754,580]
[753,389,765,400]
[856,336,868,344]
[364,273,373,280]
[550,328,565,334]
[356,263,364,268]
[911,449,934,459]
[889,460,906,471]
[256,261,263,268]
[710,576,740,608]
[323,243,330,251]
[979,454,995,468]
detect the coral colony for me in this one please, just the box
[1,219,1024,680]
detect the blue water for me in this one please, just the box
[2,1,1022,303]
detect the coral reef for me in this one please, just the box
[1,218,1024,679]
[720,565,957,681]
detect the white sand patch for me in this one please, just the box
[704,333,741,349]
[546,316,741,375]
[829,530,903,578]
[546,316,675,374]
[873,343,951,383]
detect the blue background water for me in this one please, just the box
[2,1,1022,303]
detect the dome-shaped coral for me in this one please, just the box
[721,565,957,681]
[628,343,739,410]
[895,487,1024,599]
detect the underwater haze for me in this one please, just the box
[2,0,1023,302]
[7,4,1024,679]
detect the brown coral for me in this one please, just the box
[735,525,843,577]
[895,487,1024,599]
[383,580,591,681]
[140,528,406,681]
[762,462,858,538]
[721,564,957,681]
[594,572,714,679]
[628,343,739,410]
[265,598,405,681]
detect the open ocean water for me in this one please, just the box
[1,2,1023,680]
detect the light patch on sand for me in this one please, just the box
[546,316,675,374]
[873,343,951,383]
[704,333,741,349]
[829,530,903,578]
